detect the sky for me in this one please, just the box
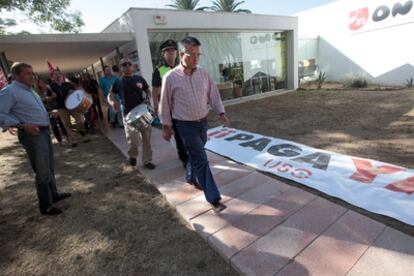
[4,0,336,33]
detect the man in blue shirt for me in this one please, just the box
[0,62,71,216]
[99,65,123,128]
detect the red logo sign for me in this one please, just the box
[349,7,369,30]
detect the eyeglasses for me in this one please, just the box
[183,52,202,58]
[121,62,132,67]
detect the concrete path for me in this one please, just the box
[102,126,414,276]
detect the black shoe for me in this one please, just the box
[71,143,78,148]
[111,122,117,128]
[40,207,62,216]
[211,200,227,214]
[129,157,137,166]
[144,162,156,170]
[53,192,71,203]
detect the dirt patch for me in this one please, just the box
[0,132,236,276]
[209,89,414,235]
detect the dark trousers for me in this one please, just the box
[49,117,67,142]
[18,128,58,212]
[174,119,221,204]
[172,121,188,166]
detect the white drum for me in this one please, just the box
[125,104,153,130]
[65,89,92,114]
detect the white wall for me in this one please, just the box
[103,8,298,90]
[297,0,414,85]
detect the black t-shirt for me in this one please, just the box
[151,68,162,88]
[112,75,149,115]
[50,81,73,109]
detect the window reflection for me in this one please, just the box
[148,31,287,100]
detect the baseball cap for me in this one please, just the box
[160,39,177,52]
[120,57,132,65]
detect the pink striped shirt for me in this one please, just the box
[159,65,225,126]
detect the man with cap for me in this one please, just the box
[108,57,155,170]
[152,39,189,175]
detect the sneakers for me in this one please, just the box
[129,157,137,166]
[211,200,227,214]
[144,162,156,170]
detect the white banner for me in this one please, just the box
[206,126,414,226]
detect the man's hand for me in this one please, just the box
[219,114,230,126]
[7,128,16,135]
[112,101,120,111]
[22,124,40,136]
[162,125,172,141]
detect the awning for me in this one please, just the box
[0,32,134,74]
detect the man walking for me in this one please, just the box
[108,58,155,170]
[99,65,123,128]
[159,37,230,213]
[152,39,188,171]
[0,62,71,215]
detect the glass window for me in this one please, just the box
[148,31,287,100]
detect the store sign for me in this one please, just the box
[206,126,414,226]
[349,0,414,32]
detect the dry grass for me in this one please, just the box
[0,133,237,276]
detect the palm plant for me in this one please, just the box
[210,0,251,13]
[166,0,208,10]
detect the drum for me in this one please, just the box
[65,89,92,114]
[125,104,153,130]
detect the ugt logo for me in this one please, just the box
[349,0,413,31]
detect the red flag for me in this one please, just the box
[47,59,55,78]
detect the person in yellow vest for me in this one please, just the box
[152,39,196,185]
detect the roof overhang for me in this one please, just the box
[0,33,134,74]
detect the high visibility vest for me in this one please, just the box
[159,65,171,79]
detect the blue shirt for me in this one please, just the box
[0,81,50,128]
[99,75,118,97]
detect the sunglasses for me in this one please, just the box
[121,62,132,67]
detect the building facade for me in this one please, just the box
[297,0,414,86]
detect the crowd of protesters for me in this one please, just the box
[0,36,230,216]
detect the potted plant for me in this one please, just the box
[229,64,243,98]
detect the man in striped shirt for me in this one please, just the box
[159,37,230,213]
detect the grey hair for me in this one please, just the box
[11,62,32,77]
[179,36,202,52]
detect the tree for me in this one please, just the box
[166,0,208,11]
[0,0,84,34]
[210,0,251,13]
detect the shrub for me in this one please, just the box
[346,77,368,88]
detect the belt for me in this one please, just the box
[174,117,206,123]
[38,125,49,130]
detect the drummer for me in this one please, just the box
[108,57,156,170]
[50,70,86,147]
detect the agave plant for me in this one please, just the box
[166,0,208,10]
[406,77,413,88]
[316,71,326,89]
[210,0,251,13]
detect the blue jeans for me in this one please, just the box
[174,119,221,204]
[18,128,58,211]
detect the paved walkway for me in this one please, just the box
[102,126,414,276]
